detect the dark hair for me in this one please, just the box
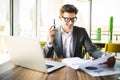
[60,4,78,16]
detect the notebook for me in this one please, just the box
[3,36,65,73]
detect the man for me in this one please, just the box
[44,4,115,67]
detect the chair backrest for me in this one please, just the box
[104,43,120,53]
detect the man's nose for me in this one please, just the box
[68,20,74,24]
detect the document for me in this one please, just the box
[62,57,92,69]
[62,54,120,77]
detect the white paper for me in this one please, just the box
[62,57,92,69]
[78,54,120,76]
[62,54,120,77]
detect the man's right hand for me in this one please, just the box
[48,26,57,44]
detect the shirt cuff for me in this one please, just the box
[47,42,53,48]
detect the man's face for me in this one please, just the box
[60,12,77,32]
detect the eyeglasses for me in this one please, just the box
[62,16,77,23]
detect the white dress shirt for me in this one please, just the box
[61,27,73,58]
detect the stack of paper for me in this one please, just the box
[62,57,92,69]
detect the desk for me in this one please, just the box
[92,40,106,48]
[94,42,105,48]
[0,59,120,80]
[93,40,120,49]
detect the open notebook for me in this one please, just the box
[3,36,65,73]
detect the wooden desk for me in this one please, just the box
[0,59,120,80]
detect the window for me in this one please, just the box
[91,0,120,41]
[0,0,10,54]
[18,0,36,36]
[0,0,10,64]
[0,0,10,35]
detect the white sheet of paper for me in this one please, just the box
[62,57,92,69]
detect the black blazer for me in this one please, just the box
[44,26,103,59]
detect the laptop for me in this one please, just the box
[3,36,65,73]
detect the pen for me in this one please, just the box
[53,18,56,28]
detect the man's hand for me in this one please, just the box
[48,26,57,44]
[107,56,116,68]
[103,56,116,68]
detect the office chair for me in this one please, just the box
[104,43,120,59]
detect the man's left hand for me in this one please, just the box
[106,56,116,68]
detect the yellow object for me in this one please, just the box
[40,41,46,47]
[104,43,120,59]
[0,25,5,32]
[104,43,120,53]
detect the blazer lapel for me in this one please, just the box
[56,27,64,57]
[73,27,77,56]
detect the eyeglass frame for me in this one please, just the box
[62,16,77,23]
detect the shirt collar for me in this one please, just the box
[61,27,73,36]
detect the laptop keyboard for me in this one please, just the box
[46,64,54,69]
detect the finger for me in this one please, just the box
[49,29,57,37]
[108,56,116,62]
[50,31,55,35]
[49,29,56,34]
[107,62,115,68]
[50,26,55,30]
